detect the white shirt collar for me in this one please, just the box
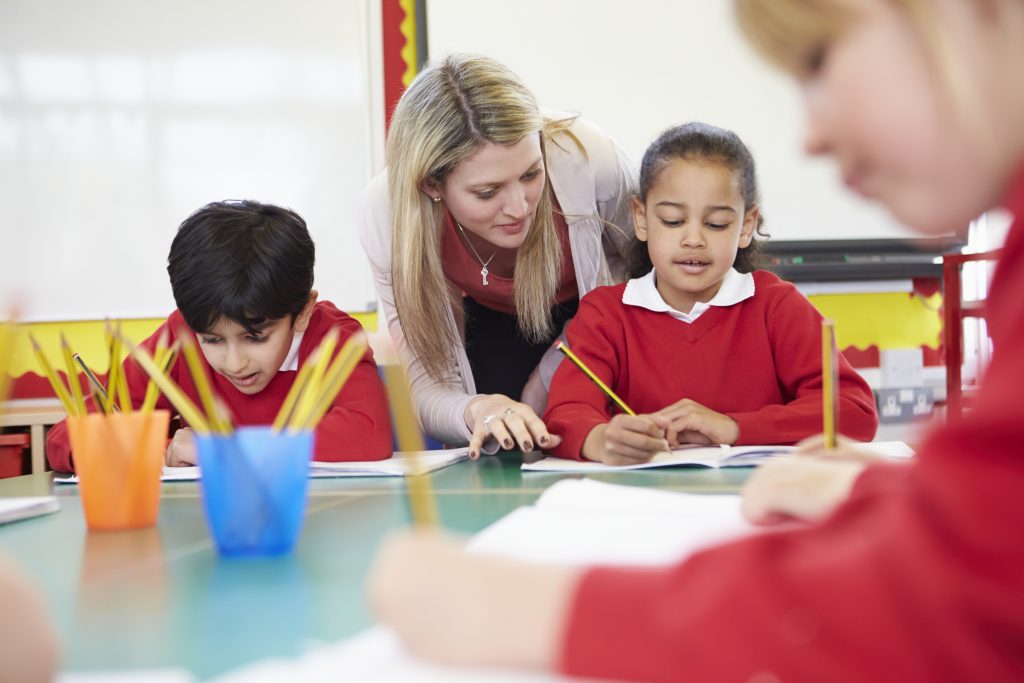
[280,332,304,371]
[622,268,755,323]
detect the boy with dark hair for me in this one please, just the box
[47,200,393,472]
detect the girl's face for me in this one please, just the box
[426,134,546,250]
[633,158,756,314]
[801,0,1020,234]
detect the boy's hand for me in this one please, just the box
[655,398,739,446]
[581,414,670,466]
[369,530,581,669]
[164,427,197,467]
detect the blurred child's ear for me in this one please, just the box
[632,196,649,241]
[293,291,318,333]
[739,205,759,248]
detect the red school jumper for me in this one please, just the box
[46,301,393,473]
[558,177,1024,681]
[543,270,878,459]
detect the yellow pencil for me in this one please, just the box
[106,323,124,414]
[141,331,169,414]
[821,319,838,449]
[142,339,179,414]
[272,346,320,432]
[297,333,367,431]
[290,328,340,430]
[29,334,77,415]
[383,362,438,527]
[73,353,115,414]
[127,341,211,434]
[60,334,87,417]
[556,341,635,416]
[179,333,230,434]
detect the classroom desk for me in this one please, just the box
[0,454,751,680]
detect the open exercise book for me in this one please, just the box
[522,440,915,472]
[53,448,469,484]
[209,479,758,682]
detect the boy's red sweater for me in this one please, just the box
[46,301,393,472]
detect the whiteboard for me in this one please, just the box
[425,0,914,244]
[0,0,384,323]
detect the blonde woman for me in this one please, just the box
[357,54,634,458]
[370,1,1024,680]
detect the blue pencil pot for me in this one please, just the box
[195,427,313,557]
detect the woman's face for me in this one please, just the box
[432,134,546,250]
[800,0,1019,234]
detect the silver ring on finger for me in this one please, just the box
[503,407,516,419]
[483,414,498,428]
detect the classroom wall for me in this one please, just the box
[425,0,916,244]
[0,0,384,324]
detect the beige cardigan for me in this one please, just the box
[356,116,636,444]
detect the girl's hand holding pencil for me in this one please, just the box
[653,398,740,447]
[581,413,671,466]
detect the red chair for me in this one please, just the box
[942,249,1001,418]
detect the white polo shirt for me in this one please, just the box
[622,268,756,323]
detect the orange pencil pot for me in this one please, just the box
[67,410,170,530]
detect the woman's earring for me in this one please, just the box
[432,196,442,204]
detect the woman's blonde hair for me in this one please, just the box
[386,53,579,383]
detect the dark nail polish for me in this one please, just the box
[540,435,549,445]
[524,442,533,452]
[503,439,513,449]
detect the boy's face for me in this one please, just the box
[197,295,315,395]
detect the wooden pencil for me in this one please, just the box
[556,341,635,416]
[822,319,838,449]
[383,362,438,527]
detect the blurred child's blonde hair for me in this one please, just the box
[734,0,1001,131]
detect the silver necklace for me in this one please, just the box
[455,222,499,286]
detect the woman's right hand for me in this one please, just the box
[464,395,561,459]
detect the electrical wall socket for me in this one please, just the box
[880,348,924,388]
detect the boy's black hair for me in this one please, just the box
[628,122,770,279]
[167,200,315,334]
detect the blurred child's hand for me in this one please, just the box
[164,427,197,468]
[795,433,885,462]
[655,399,740,446]
[741,456,867,525]
[369,530,581,669]
[582,414,671,466]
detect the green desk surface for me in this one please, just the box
[0,454,751,680]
